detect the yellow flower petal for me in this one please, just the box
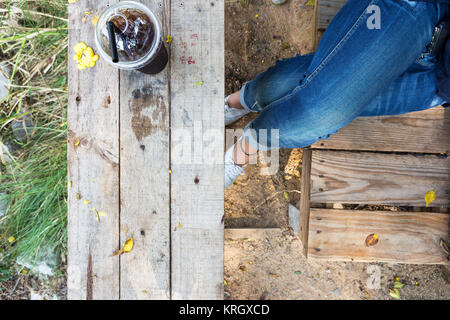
[74,43,99,70]
[74,42,87,53]
[8,236,15,243]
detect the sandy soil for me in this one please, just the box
[224,0,450,300]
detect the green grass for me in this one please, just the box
[0,0,68,272]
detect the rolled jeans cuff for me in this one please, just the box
[239,81,256,112]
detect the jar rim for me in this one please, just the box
[95,1,162,70]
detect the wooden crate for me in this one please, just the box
[295,0,450,264]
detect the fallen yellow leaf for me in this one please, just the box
[8,236,15,243]
[174,222,183,231]
[112,238,134,256]
[389,288,401,299]
[425,190,436,207]
[365,233,379,247]
[123,238,134,253]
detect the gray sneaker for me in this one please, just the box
[225,95,250,126]
[225,143,247,189]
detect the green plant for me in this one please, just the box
[0,0,68,270]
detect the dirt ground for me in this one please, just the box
[225,0,313,228]
[224,0,450,300]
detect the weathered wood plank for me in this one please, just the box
[119,0,171,300]
[313,0,320,50]
[317,0,347,30]
[311,107,450,154]
[67,0,120,300]
[300,149,312,257]
[308,209,450,264]
[170,0,225,299]
[310,150,450,207]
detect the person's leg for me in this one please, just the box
[229,48,444,115]
[236,54,314,111]
[359,54,445,116]
[241,0,447,152]
[225,54,314,125]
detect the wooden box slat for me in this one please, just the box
[118,0,171,300]
[308,208,449,264]
[67,0,121,300]
[317,0,347,30]
[311,107,450,154]
[170,0,224,300]
[310,150,450,207]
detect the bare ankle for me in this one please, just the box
[233,138,257,166]
[227,91,244,109]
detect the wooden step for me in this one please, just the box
[314,0,348,49]
[310,150,450,207]
[307,208,449,264]
[317,0,347,30]
[311,107,450,154]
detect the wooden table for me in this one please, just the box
[68,0,224,300]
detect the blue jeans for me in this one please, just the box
[240,0,449,150]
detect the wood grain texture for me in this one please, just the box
[317,0,347,29]
[300,149,312,257]
[311,107,450,154]
[310,150,450,207]
[67,0,120,300]
[119,0,171,300]
[69,0,225,300]
[313,0,320,51]
[308,209,450,264]
[170,0,224,300]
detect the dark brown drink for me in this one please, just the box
[96,4,168,74]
